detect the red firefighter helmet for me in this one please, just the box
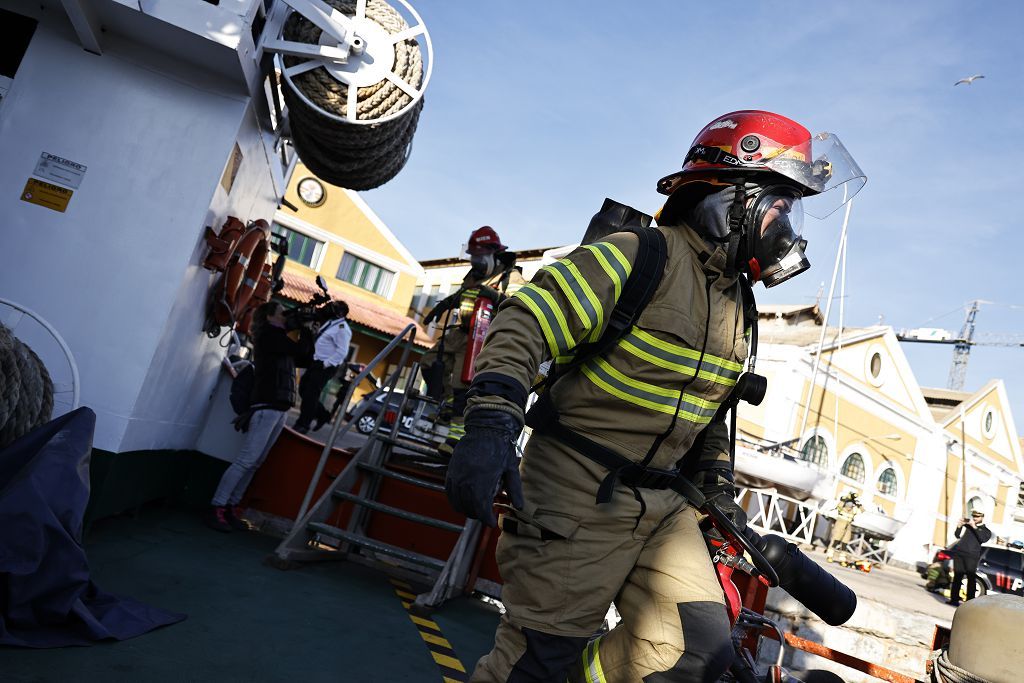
[657,110,865,218]
[466,226,506,255]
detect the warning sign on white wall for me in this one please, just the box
[21,178,73,213]
[33,152,87,189]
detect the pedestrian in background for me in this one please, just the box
[293,300,351,434]
[206,301,305,532]
[946,509,992,606]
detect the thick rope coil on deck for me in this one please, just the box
[0,322,54,450]
[282,0,425,190]
[929,649,991,683]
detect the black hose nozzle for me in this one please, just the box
[751,532,858,626]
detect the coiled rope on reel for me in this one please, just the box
[272,0,432,190]
[0,322,53,450]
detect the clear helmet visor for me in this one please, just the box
[761,132,866,219]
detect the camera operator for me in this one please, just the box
[947,510,991,606]
[293,301,351,434]
[205,301,309,532]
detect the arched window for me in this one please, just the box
[841,453,866,483]
[800,435,829,468]
[877,467,898,496]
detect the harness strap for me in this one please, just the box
[539,420,706,508]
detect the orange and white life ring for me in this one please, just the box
[212,220,271,326]
[235,261,275,336]
[201,216,246,272]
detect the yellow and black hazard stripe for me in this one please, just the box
[390,579,469,682]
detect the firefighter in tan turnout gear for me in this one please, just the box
[421,227,523,454]
[445,111,865,682]
[825,491,864,563]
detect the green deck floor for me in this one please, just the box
[1,507,500,682]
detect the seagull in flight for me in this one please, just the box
[955,74,985,86]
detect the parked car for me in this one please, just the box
[346,390,438,436]
[918,542,1024,600]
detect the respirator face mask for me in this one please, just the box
[748,187,809,288]
[468,252,497,279]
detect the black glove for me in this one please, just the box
[698,466,746,529]
[445,408,524,527]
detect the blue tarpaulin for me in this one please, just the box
[0,407,185,647]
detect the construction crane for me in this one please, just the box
[896,300,1024,390]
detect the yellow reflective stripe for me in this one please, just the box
[541,258,605,342]
[581,242,631,301]
[618,330,741,387]
[562,258,605,342]
[513,284,573,360]
[582,636,607,683]
[630,327,742,372]
[542,263,595,337]
[596,241,632,279]
[581,358,719,423]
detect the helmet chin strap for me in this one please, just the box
[724,180,748,280]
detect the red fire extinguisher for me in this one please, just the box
[461,290,498,384]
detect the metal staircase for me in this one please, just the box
[269,324,484,612]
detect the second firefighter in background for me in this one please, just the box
[421,226,524,454]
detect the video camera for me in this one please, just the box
[284,275,338,329]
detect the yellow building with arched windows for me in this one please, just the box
[735,304,1024,567]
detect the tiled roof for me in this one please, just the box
[277,270,431,348]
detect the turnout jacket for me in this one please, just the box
[471,223,749,472]
[422,268,526,397]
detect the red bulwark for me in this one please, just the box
[242,427,502,586]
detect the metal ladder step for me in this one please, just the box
[377,434,441,458]
[331,491,464,533]
[307,522,447,571]
[357,463,445,493]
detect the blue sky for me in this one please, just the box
[363,1,1024,426]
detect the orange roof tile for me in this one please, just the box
[278,271,431,348]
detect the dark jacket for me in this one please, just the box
[251,323,303,410]
[951,522,993,559]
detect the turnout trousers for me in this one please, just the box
[826,517,854,559]
[472,434,732,683]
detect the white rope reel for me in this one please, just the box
[265,0,433,189]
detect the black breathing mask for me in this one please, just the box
[468,252,497,279]
[747,186,810,288]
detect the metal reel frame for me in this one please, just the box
[264,0,433,126]
[0,298,80,419]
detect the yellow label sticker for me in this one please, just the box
[21,178,73,213]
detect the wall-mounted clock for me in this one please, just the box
[297,177,326,207]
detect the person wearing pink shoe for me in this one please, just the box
[206,301,305,532]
